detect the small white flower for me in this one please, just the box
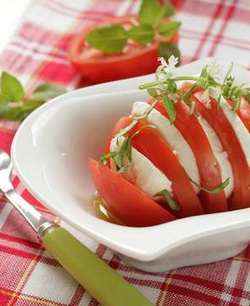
[156,56,178,81]
[159,55,178,74]
[167,55,179,71]
[158,57,168,67]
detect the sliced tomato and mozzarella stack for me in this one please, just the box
[89,58,250,227]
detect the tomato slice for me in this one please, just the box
[69,16,178,84]
[193,92,250,210]
[89,159,175,226]
[154,101,228,213]
[111,116,203,217]
[227,97,250,132]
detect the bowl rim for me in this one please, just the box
[11,57,250,261]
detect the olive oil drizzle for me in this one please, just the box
[92,194,123,225]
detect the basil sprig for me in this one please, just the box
[0,71,66,121]
[140,59,250,122]
[86,0,181,60]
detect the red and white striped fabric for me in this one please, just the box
[0,1,250,305]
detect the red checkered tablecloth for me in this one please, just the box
[0,1,250,305]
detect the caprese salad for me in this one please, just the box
[89,57,250,227]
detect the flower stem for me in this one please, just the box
[171,76,199,81]
[139,80,162,89]
[139,76,199,90]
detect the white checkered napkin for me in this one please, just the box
[0,1,250,306]
[22,261,80,304]
[179,0,250,67]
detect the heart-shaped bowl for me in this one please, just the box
[12,58,250,272]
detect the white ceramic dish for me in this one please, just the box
[12,58,250,272]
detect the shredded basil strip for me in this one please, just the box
[163,95,176,123]
[155,189,180,212]
[99,151,118,165]
[190,178,230,194]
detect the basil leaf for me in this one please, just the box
[86,25,128,54]
[0,100,43,121]
[159,21,181,37]
[163,1,175,17]
[0,103,10,116]
[32,83,66,101]
[0,107,23,120]
[128,24,154,44]
[1,71,25,102]
[21,100,44,112]
[163,95,176,123]
[0,94,9,105]
[139,0,164,27]
[159,42,181,65]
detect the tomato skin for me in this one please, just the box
[193,92,250,210]
[154,101,228,213]
[89,158,175,227]
[69,16,178,84]
[227,97,250,132]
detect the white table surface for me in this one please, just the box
[0,0,31,53]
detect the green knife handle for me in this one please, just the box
[42,226,154,306]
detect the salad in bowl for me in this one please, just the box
[90,56,250,227]
[12,57,250,272]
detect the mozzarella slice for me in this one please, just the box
[110,136,173,196]
[198,117,234,198]
[132,101,200,192]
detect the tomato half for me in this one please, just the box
[154,101,228,213]
[69,16,178,84]
[193,91,250,210]
[227,97,250,132]
[89,159,175,227]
